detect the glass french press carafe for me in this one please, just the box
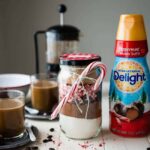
[34,4,80,74]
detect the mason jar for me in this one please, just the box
[58,53,103,139]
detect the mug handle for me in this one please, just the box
[34,30,46,73]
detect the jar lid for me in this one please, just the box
[60,53,101,66]
[47,25,80,41]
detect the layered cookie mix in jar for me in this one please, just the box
[51,53,106,139]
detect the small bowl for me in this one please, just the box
[0,74,30,96]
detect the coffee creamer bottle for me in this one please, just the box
[109,14,150,137]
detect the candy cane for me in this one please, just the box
[51,61,107,120]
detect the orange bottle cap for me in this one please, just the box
[116,14,147,41]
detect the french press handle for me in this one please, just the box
[34,30,46,73]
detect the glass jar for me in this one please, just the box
[58,53,103,139]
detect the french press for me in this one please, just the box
[34,4,80,74]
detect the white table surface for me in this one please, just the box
[26,82,150,150]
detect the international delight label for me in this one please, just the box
[109,40,150,137]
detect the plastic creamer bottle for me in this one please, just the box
[109,14,150,137]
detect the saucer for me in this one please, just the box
[0,126,38,150]
[25,102,59,121]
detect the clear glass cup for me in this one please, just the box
[31,73,58,112]
[0,90,25,139]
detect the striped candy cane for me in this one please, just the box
[51,61,107,120]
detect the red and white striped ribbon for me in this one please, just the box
[51,61,107,120]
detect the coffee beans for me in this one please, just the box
[25,146,39,150]
[43,139,49,143]
[50,128,55,132]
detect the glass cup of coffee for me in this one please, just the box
[31,73,58,112]
[0,90,25,139]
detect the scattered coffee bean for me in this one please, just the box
[31,146,39,150]
[47,135,53,141]
[43,135,54,143]
[50,128,55,132]
[43,139,49,143]
[49,148,55,150]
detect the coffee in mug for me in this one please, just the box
[31,73,58,112]
[0,90,25,138]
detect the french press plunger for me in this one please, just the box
[34,4,80,74]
